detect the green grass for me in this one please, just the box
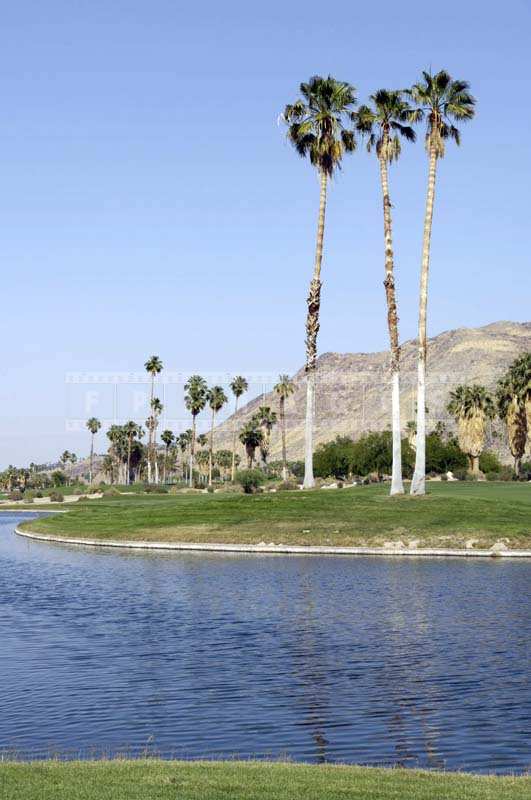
[19,482,531,550]
[0,760,529,800]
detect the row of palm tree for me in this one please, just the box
[283,70,475,495]
[446,354,531,474]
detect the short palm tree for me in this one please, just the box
[407,71,475,495]
[86,417,101,484]
[355,90,417,495]
[124,420,140,485]
[160,429,175,483]
[274,375,295,480]
[197,433,208,448]
[206,386,228,485]
[239,421,264,469]
[252,406,277,466]
[508,353,531,437]
[144,356,163,482]
[283,75,357,488]
[496,373,528,476]
[184,375,207,486]
[447,385,495,474]
[229,376,248,481]
[178,430,192,481]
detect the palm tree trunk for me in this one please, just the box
[127,437,132,486]
[231,396,239,482]
[411,147,438,496]
[379,152,404,496]
[89,435,94,485]
[209,408,215,486]
[303,169,328,489]
[189,418,196,487]
[280,396,288,481]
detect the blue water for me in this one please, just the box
[0,512,529,772]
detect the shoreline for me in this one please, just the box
[14,525,531,558]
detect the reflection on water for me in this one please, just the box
[0,513,530,773]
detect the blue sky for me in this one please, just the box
[1,0,530,466]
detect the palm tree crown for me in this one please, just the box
[355,89,416,162]
[207,386,228,413]
[447,385,495,421]
[230,376,248,399]
[274,375,295,400]
[86,417,101,436]
[144,356,163,378]
[184,375,208,417]
[283,75,357,176]
[407,70,475,157]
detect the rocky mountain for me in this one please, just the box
[215,321,531,465]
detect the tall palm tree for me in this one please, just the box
[206,386,228,485]
[447,385,495,474]
[355,90,417,495]
[86,417,101,484]
[253,406,277,466]
[144,356,163,482]
[239,421,263,469]
[274,375,295,480]
[184,375,207,487]
[408,71,475,495]
[160,429,175,484]
[283,75,357,488]
[496,374,528,476]
[107,425,126,484]
[229,376,248,481]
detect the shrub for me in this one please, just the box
[8,491,23,501]
[235,469,265,494]
[51,470,67,487]
[499,465,516,481]
[34,490,43,498]
[520,461,531,480]
[479,451,502,473]
[144,485,168,494]
[485,471,501,481]
[277,480,298,491]
[452,467,469,481]
[49,491,64,502]
[206,485,215,493]
[103,487,120,497]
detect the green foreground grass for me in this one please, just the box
[1,760,529,800]
[19,482,531,550]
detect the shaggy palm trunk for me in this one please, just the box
[280,396,288,481]
[303,170,328,489]
[208,409,215,486]
[507,397,527,477]
[411,147,438,496]
[379,151,404,496]
[230,396,240,482]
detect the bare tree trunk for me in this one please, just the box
[209,408,215,486]
[280,396,288,481]
[231,396,239,482]
[189,418,196,487]
[471,455,480,475]
[303,170,327,489]
[411,147,438,496]
[89,435,94,484]
[147,376,154,483]
[379,152,404,496]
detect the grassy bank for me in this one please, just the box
[18,482,531,550]
[1,760,529,800]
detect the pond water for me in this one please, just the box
[0,512,530,773]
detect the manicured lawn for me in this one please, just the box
[19,482,531,549]
[1,760,529,800]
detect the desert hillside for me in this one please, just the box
[215,321,531,464]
